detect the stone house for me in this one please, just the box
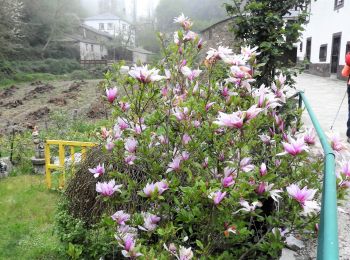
[84,12,136,47]
[200,18,236,54]
[297,0,350,79]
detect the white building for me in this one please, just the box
[297,0,350,78]
[84,13,135,47]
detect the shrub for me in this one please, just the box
[56,15,331,259]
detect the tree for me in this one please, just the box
[21,0,83,58]
[225,0,311,86]
[0,0,24,58]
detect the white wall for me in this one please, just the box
[84,19,135,46]
[298,0,350,65]
[80,42,108,60]
[133,52,148,63]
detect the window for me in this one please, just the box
[334,0,344,9]
[85,43,88,51]
[299,42,303,52]
[100,45,104,52]
[319,44,327,62]
[91,44,94,51]
[99,23,104,30]
[122,24,126,31]
[108,23,113,30]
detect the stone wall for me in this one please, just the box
[307,63,348,81]
[308,63,331,77]
[200,18,237,57]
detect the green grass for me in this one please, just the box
[0,175,64,259]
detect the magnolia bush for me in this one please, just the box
[56,14,348,259]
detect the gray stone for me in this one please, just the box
[31,157,45,175]
[286,235,305,251]
[280,248,297,260]
[0,157,13,178]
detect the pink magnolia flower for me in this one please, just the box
[101,127,110,139]
[125,138,137,153]
[278,136,309,156]
[138,212,161,232]
[182,134,191,145]
[277,73,286,85]
[210,190,227,205]
[155,180,169,194]
[241,46,260,59]
[117,117,129,130]
[142,180,168,197]
[183,31,197,42]
[303,128,316,145]
[111,210,130,225]
[240,157,254,172]
[206,46,233,61]
[89,163,105,178]
[133,123,146,135]
[181,151,190,161]
[245,104,262,121]
[113,125,123,139]
[106,87,118,103]
[105,140,115,151]
[224,167,236,177]
[96,180,122,196]
[161,86,168,97]
[192,120,201,128]
[181,66,202,81]
[260,163,267,176]
[205,102,216,111]
[328,132,347,152]
[166,156,182,173]
[340,160,350,178]
[143,182,156,197]
[173,107,190,121]
[129,65,165,83]
[119,101,130,112]
[119,235,143,258]
[259,134,275,145]
[286,184,317,205]
[173,13,193,30]
[214,111,245,129]
[221,175,235,188]
[256,182,268,195]
[234,199,262,214]
[179,246,194,260]
[202,157,209,168]
[124,154,136,165]
[230,66,248,79]
[158,135,169,145]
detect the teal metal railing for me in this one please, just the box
[298,91,338,260]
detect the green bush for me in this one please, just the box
[54,18,330,259]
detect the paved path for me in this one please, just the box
[295,73,350,259]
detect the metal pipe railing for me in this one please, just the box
[298,91,339,260]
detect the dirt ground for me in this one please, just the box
[0,79,108,134]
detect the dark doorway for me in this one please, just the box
[331,33,341,73]
[306,37,311,69]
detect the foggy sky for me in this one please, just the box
[80,0,160,19]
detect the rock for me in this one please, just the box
[0,157,13,178]
[280,248,297,260]
[31,157,46,175]
[286,235,305,251]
